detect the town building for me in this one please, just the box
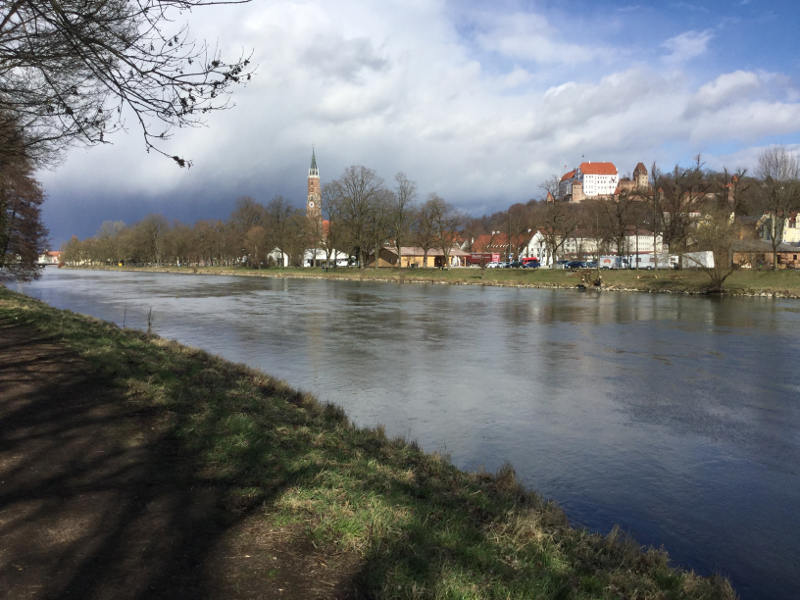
[757,212,800,245]
[557,162,619,202]
[616,162,651,195]
[36,250,62,265]
[516,228,664,267]
[370,246,469,268]
[782,213,800,244]
[470,231,529,259]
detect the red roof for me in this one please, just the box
[579,161,617,175]
[633,162,647,176]
[472,232,531,252]
[560,169,576,182]
[471,233,494,252]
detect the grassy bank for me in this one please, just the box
[74,264,800,298]
[0,286,737,599]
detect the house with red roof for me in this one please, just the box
[558,161,620,202]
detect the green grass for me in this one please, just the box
[78,264,800,297]
[0,286,738,599]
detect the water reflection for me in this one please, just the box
[14,269,800,600]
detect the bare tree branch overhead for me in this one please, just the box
[0,0,253,166]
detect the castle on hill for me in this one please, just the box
[557,161,651,202]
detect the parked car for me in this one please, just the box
[555,259,570,269]
[566,260,587,269]
[522,260,540,268]
[485,261,500,268]
[585,260,598,269]
[508,260,523,268]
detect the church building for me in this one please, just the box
[307,147,322,227]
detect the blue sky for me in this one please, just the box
[40,0,800,245]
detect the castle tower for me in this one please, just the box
[307,147,322,224]
[633,162,649,190]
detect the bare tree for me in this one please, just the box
[364,188,393,267]
[264,195,296,267]
[325,166,386,268]
[533,178,579,266]
[321,182,346,266]
[756,146,800,269]
[230,196,265,233]
[534,175,579,265]
[243,225,267,267]
[389,172,416,267]
[94,220,126,264]
[595,194,633,259]
[658,157,711,261]
[132,213,169,264]
[0,0,253,166]
[504,202,535,260]
[425,194,461,268]
[413,201,437,267]
[687,206,739,292]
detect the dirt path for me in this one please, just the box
[0,321,360,599]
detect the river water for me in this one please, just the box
[13,269,800,599]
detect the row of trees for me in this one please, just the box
[62,197,308,268]
[61,149,800,284]
[61,166,464,268]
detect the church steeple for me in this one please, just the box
[307,147,321,223]
[309,146,319,178]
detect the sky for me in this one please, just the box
[39,0,800,246]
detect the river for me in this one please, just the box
[13,269,800,599]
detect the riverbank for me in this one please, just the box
[0,286,736,599]
[67,264,800,298]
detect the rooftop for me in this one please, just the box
[580,161,617,176]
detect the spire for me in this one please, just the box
[309,146,319,177]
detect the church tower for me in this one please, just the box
[307,147,322,224]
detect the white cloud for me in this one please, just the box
[474,12,605,65]
[36,0,800,242]
[690,101,800,143]
[690,70,761,111]
[662,29,714,64]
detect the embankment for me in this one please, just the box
[67,264,800,299]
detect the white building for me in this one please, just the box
[581,162,619,197]
[558,162,619,202]
[517,229,664,267]
[303,248,350,267]
[782,213,800,244]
